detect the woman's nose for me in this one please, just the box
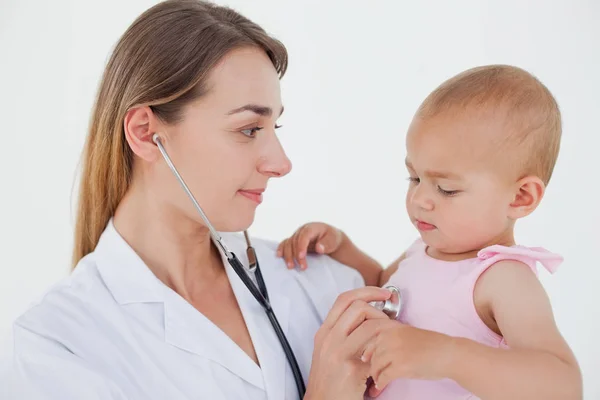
[257,133,292,178]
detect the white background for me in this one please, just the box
[1,0,598,397]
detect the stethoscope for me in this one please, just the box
[152,133,402,399]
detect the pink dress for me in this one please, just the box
[371,238,563,400]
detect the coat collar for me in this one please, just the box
[95,219,163,304]
[94,220,293,395]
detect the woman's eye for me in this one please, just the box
[437,186,459,196]
[241,124,282,138]
[240,126,264,137]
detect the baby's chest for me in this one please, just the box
[384,263,477,332]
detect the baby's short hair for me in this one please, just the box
[416,65,561,185]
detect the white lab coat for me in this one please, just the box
[4,221,364,399]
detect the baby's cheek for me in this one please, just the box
[477,198,509,229]
[443,206,486,245]
[443,204,477,231]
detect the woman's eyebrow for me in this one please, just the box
[227,104,284,117]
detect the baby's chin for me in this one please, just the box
[420,233,483,258]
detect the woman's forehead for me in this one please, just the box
[202,47,282,111]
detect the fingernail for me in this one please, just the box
[317,243,325,253]
[299,251,305,259]
[276,250,281,257]
[361,355,367,362]
[287,262,293,268]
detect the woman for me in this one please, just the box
[8,1,392,399]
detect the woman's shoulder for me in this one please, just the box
[7,253,127,396]
[225,232,364,289]
[7,258,127,398]
[221,232,365,321]
[13,253,117,343]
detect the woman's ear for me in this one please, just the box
[124,106,162,162]
[507,175,546,220]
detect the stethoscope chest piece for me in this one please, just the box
[369,285,402,320]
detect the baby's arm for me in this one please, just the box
[450,261,582,398]
[277,222,398,287]
[327,230,384,286]
[362,260,582,399]
[378,252,407,286]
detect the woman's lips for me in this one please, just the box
[238,189,264,204]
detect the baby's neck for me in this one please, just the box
[426,232,516,262]
[426,247,479,261]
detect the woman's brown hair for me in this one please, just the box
[72,0,288,267]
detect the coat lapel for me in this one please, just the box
[222,233,293,400]
[162,284,265,390]
[96,221,294,397]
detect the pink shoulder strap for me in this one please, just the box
[404,237,426,257]
[477,245,563,274]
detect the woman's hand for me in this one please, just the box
[361,320,455,392]
[277,222,343,270]
[303,287,392,400]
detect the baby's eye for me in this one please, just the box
[240,126,264,138]
[437,186,459,196]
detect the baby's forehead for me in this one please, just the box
[408,112,506,154]
[405,146,483,177]
[405,112,515,176]
[404,150,509,185]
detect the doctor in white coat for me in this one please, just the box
[5,1,393,399]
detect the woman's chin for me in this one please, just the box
[214,211,256,233]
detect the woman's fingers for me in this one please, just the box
[321,287,391,332]
[332,301,389,339]
[371,357,394,392]
[342,318,387,360]
[307,288,396,399]
[361,338,377,363]
[367,379,384,398]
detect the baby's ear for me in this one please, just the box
[507,175,545,219]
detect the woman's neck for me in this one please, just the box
[113,185,226,302]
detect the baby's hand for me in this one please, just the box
[361,320,454,389]
[276,222,343,270]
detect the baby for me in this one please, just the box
[277,65,582,399]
